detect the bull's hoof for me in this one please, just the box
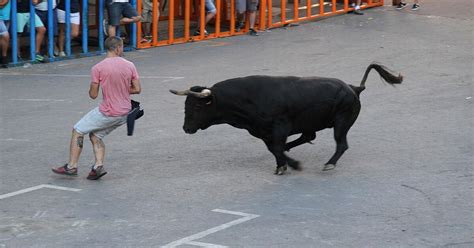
[274,165,287,175]
[288,160,302,171]
[323,164,336,171]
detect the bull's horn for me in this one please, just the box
[188,89,212,98]
[169,89,189,96]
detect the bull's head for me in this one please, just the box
[170,86,215,134]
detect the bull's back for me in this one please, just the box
[213,75,359,132]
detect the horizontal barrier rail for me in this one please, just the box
[1,0,383,67]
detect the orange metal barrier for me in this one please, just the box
[136,0,383,49]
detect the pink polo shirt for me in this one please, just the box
[91,57,139,117]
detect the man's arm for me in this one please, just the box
[32,0,42,5]
[89,82,99,99]
[130,79,141,94]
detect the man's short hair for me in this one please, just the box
[105,37,123,51]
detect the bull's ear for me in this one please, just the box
[205,94,216,105]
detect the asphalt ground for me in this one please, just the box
[0,1,473,247]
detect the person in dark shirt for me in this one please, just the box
[16,0,46,62]
[56,0,80,56]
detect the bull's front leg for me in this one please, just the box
[264,140,287,175]
[264,123,301,175]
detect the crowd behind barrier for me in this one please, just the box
[0,0,383,67]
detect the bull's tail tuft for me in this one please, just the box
[360,63,403,88]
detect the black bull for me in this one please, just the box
[170,63,403,175]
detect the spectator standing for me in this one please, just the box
[396,1,420,11]
[17,0,46,62]
[52,36,141,180]
[57,0,80,56]
[106,0,142,38]
[35,0,58,54]
[193,0,216,36]
[141,0,159,42]
[0,0,10,67]
[235,0,259,36]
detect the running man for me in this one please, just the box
[52,36,141,180]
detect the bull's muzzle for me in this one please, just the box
[183,126,197,134]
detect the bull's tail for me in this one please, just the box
[360,63,403,89]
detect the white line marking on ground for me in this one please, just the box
[2,138,30,142]
[41,184,82,192]
[10,99,66,102]
[186,241,228,248]
[16,231,36,238]
[0,184,81,200]
[0,72,184,81]
[33,211,47,218]
[161,209,259,248]
[71,220,88,227]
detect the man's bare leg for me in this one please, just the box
[68,129,84,168]
[108,25,117,37]
[120,16,142,25]
[249,11,256,29]
[89,133,105,168]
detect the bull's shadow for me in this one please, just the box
[170,63,403,175]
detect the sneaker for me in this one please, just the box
[353,9,364,15]
[349,3,355,7]
[35,54,45,63]
[52,164,78,176]
[193,29,209,36]
[235,22,244,32]
[248,28,259,36]
[59,51,67,57]
[411,4,420,10]
[396,2,407,10]
[87,166,107,180]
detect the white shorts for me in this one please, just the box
[74,107,127,139]
[57,9,81,25]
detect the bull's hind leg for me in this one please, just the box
[324,110,359,171]
[285,132,316,151]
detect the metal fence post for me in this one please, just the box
[47,0,54,61]
[10,0,18,64]
[99,0,105,51]
[65,0,71,56]
[82,0,88,53]
[29,1,37,61]
[131,0,137,48]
